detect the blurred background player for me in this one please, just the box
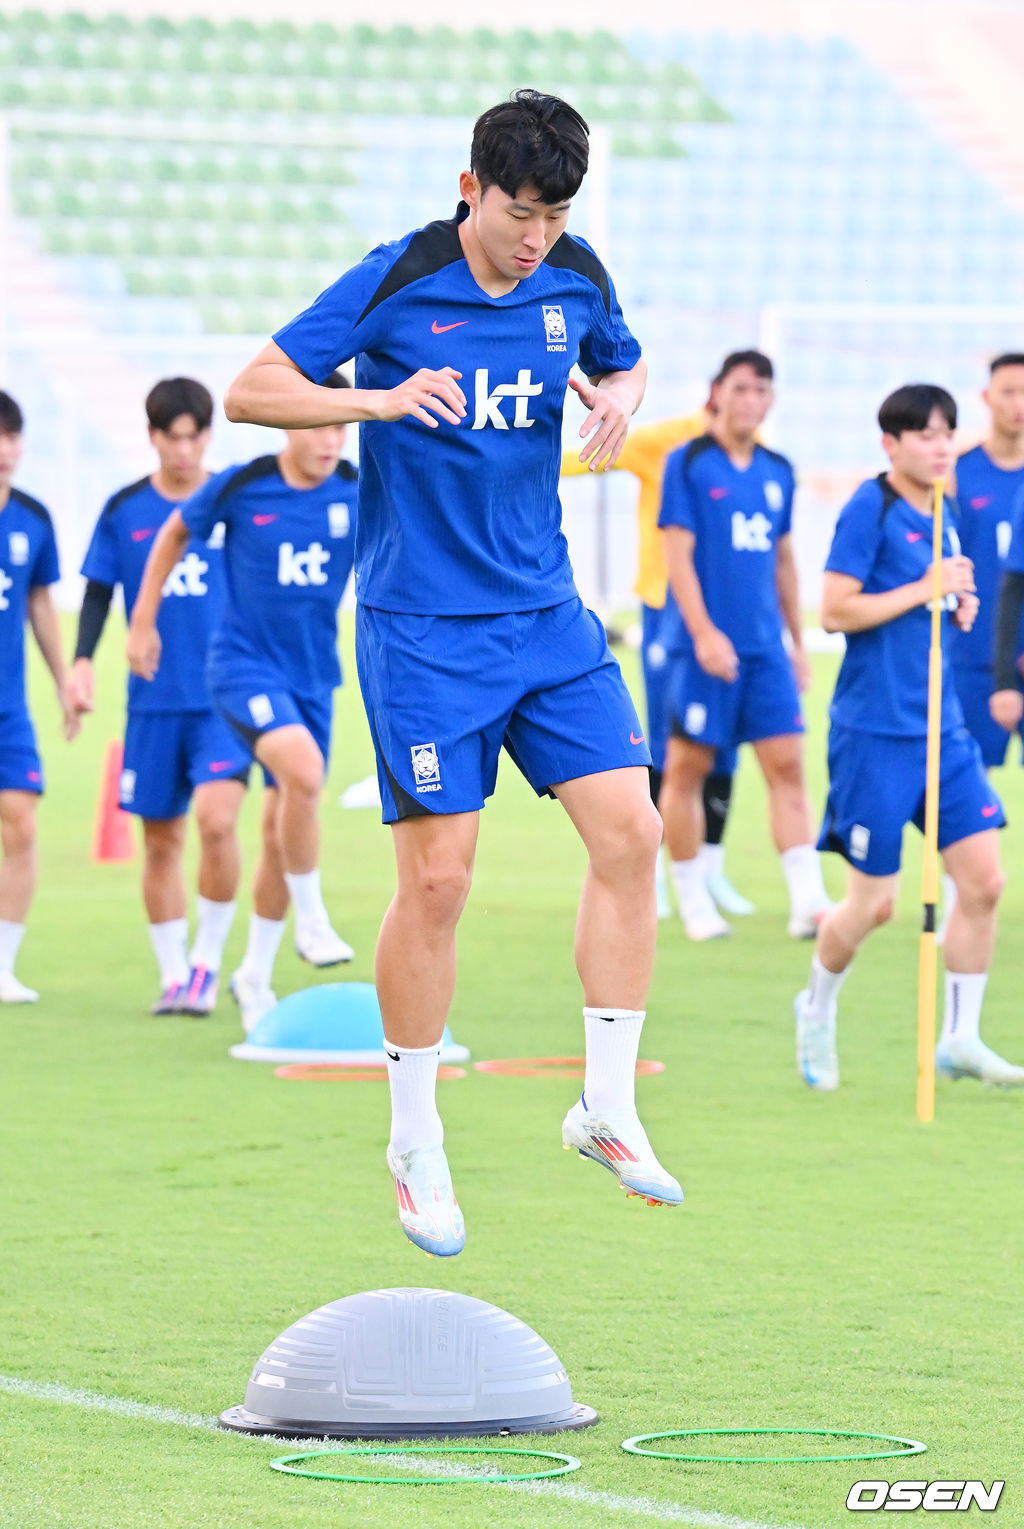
[225,89,682,1258]
[70,378,249,1017]
[798,384,1022,1091]
[942,354,1024,929]
[657,350,828,941]
[560,411,755,921]
[127,375,357,1034]
[0,391,79,1003]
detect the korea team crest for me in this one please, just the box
[328,503,350,539]
[411,742,442,793]
[542,305,567,352]
[763,480,784,512]
[8,531,29,565]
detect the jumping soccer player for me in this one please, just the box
[224,89,682,1257]
[127,375,357,1035]
[657,351,829,941]
[70,378,249,1016]
[797,384,1022,1091]
[0,390,79,1002]
[560,414,754,921]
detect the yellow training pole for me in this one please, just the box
[917,479,945,1123]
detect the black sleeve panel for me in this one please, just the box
[74,580,115,660]
[992,569,1024,691]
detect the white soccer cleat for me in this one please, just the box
[295,920,355,967]
[0,971,39,1004]
[386,1142,466,1257]
[788,898,835,940]
[705,871,756,917]
[935,1037,1024,1087]
[683,905,732,941]
[561,1099,683,1205]
[794,988,839,1091]
[229,969,277,1035]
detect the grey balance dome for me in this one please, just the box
[219,1286,598,1438]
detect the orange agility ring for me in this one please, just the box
[275,1063,468,1082]
[473,1057,665,1078]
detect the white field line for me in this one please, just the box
[0,1372,811,1529]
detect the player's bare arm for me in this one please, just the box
[989,563,1024,730]
[26,586,79,740]
[821,556,974,634]
[126,510,191,681]
[774,533,810,691]
[225,342,466,431]
[569,358,647,471]
[664,523,739,681]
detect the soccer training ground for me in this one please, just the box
[2,625,1021,1529]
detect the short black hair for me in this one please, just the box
[146,377,213,433]
[0,390,24,436]
[713,350,774,386]
[322,371,351,389]
[878,383,957,437]
[990,353,1024,375]
[471,88,589,205]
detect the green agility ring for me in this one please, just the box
[621,1428,928,1464]
[269,1445,583,1483]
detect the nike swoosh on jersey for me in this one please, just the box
[431,320,469,334]
[208,760,236,772]
[131,528,156,541]
[981,804,999,817]
[970,496,992,510]
[630,732,645,745]
[906,531,924,542]
[252,514,278,525]
[708,487,729,500]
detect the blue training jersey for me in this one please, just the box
[826,474,965,738]
[952,443,1024,669]
[81,476,227,714]
[272,203,641,616]
[0,488,61,716]
[657,433,795,654]
[180,455,357,697]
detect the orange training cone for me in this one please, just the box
[92,739,136,863]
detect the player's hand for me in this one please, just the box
[126,623,161,681]
[378,368,466,428]
[57,683,81,741]
[953,591,979,633]
[990,688,1024,733]
[922,555,974,603]
[790,646,812,693]
[569,376,631,471]
[67,656,95,715]
[694,626,739,682]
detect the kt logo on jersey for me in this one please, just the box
[473,370,542,430]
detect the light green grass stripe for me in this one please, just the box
[0,1373,809,1529]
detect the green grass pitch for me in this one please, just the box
[1,619,1022,1528]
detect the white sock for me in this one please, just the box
[384,1039,443,1153]
[239,914,286,991]
[148,917,189,989]
[0,919,26,976]
[189,897,237,973]
[701,843,725,879]
[941,971,986,1046]
[285,869,329,929]
[582,1006,645,1113]
[781,843,827,912]
[671,858,718,920]
[804,954,848,1022]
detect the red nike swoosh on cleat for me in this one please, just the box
[431,320,468,333]
[982,804,999,817]
[906,531,924,542]
[630,732,645,745]
[252,514,278,525]
[131,527,156,541]
[208,760,235,772]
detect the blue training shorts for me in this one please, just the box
[120,709,249,819]
[212,678,333,790]
[817,722,1005,877]
[0,709,43,795]
[670,641,803,751]
[952,664,1024,770]
[357,595,652,823]
[642,604,737,777]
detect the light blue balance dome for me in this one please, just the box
[229,982,469,1065]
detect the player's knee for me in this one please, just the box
[589,797,662,881]
[195,806,236,847]
[143,821,184,869]
[404,857,473,925]
[870,894,896,929]
[0,797,36,855]
[957,865,1005,915]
